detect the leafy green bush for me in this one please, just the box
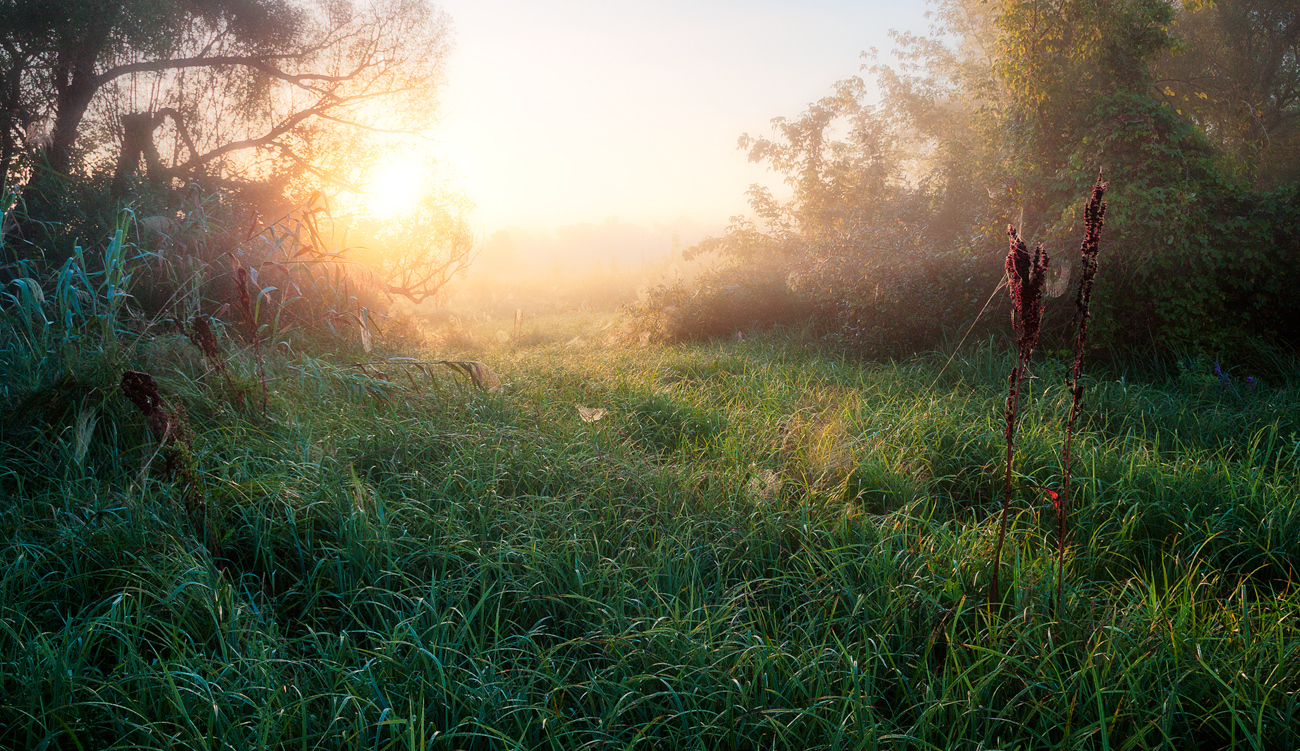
[631,0,1300,359]
[624,264,811,344]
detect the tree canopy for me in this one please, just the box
[1,0,451,203]
[663,0,1300,354]
[0,0,473,306]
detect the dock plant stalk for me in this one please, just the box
[1057,173,1108,611]
[993,226,1048,608]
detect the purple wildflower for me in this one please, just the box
[1215,361,1231,389]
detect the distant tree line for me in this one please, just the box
[633,0,1300,357]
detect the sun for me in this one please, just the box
[363,156,428,218]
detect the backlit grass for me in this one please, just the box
[1,310,1298,749]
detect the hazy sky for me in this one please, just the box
[430,0,933,237]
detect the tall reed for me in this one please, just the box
[992,226,1048,607]
[234,266,268,415]
[1056,173,1108,610]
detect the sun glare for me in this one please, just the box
[364,157,427,217]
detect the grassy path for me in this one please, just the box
[2,314,1298,749]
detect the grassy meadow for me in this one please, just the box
[5,0,1300,747]
[2,299,1298,750]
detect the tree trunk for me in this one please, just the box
[42,28,110,177]
[0,56,23,192]
[112,112,167,197]
[16,9,116,246]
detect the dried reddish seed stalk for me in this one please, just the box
[186,314,244,404]
[1006,230,1049,365]
[120,370,174,445]
[187,314,222,363]
[120,370,207,539]
[1057,172,1108,612]
[992,225,1049,609]
[120,370,195,487]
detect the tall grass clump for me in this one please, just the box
[5,181,1300,748]
[1,301,1299,748]
[1,210,138,390]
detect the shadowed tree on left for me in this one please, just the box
[0,0,451,249]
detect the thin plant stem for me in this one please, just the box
[992,226,1048,609]
[992,361,1023,608]
[1056,172,1108,613]
[236,266,269,417]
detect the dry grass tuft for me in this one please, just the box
[435,360,501,391]
[72,406,97,468]
[432,316,477,351]
[234,267,268,415]
[781,408,856,493]
[746,465,782,503]
[577,405,607,422]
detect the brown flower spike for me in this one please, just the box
[992,225,1049,608]
[120,370,194,487]
[1057,172,1108,611]
[186,314,223,365]
[1005,227,1049,365]
[185,314,245,404]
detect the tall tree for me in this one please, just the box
[1,0,450,204]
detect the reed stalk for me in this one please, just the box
[235,266,268,416]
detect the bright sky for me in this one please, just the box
[429,0,933,238]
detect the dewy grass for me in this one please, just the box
[3,288,1300,749]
